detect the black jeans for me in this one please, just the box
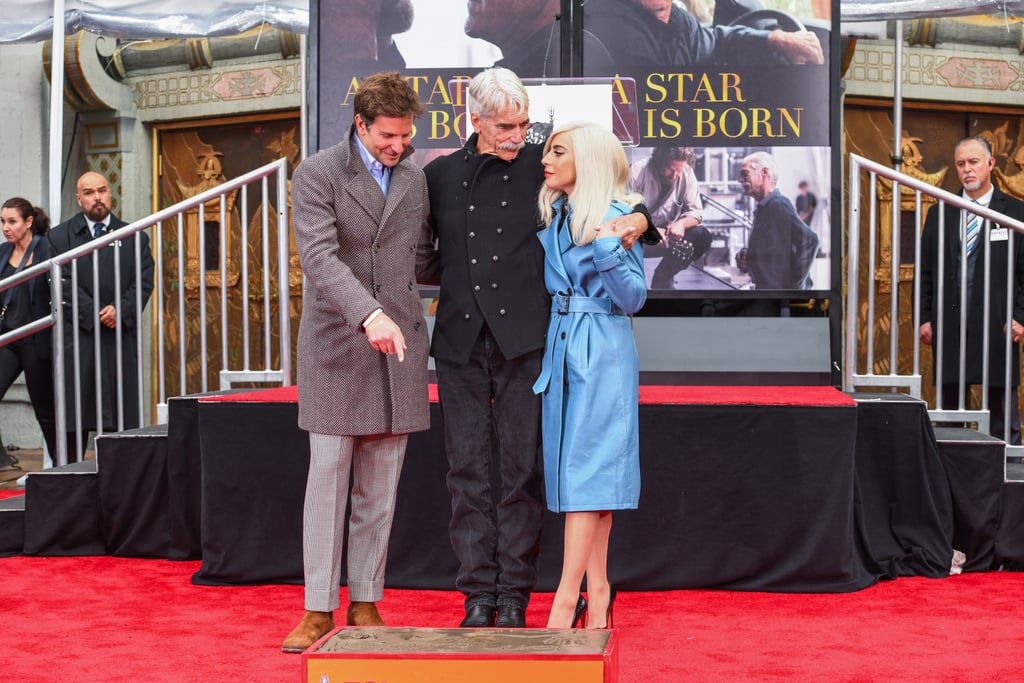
[650,225,712,289]
[435,328,544,610]
[0,340,58,459]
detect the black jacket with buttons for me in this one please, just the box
[423,135,550,364]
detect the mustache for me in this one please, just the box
[498,141,525,152]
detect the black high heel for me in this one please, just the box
[571,595,588,628]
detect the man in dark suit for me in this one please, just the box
[49,171,154,463]
[281,72,433,652]
[419,67,651,629]
[736,151,819,290]
[919,136,1024,444]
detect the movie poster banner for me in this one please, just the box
[312,0,834,294]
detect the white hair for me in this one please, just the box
[467,67,529,120]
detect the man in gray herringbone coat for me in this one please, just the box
[282,72,433,653]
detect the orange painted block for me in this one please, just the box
[303,627,618,683]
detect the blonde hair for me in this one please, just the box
[538,121,640,245]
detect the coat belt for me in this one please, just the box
[551,292,624,316]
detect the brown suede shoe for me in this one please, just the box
[346,601,385,626]
[281,610,334,653]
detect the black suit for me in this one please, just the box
[919,186,1024,443]
[422,137,551,364]
[420,136,548,613]
[48,213,154,452]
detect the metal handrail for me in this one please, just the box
[847,152,1024,478]
[0,157,293,466]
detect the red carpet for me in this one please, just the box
[0,489,24,501]
[1,556,1022,681]
[204,384,852,406]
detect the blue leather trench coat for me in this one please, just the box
[533,200,646,512]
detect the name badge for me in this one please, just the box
[991,228,1009,242]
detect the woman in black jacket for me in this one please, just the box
[0,197,57,458]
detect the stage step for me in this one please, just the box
[6,390,234,561]
[97,424,170,557]
[165,393,215,560]
[23,459,103,555]
[932,427,1004,572]
[0,494,26,556]
[304,627,617,683]
[20,424,172,557]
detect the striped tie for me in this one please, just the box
[965,202,980,254]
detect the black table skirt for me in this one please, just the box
[192,397,879,592]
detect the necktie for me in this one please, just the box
[965,202,980,254]
[93,222,106,238]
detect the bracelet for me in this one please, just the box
[362,308,384,330]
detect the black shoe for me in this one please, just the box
[495,604,526,628]
[460,604,496,627]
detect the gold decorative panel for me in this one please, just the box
[155,113,301,394]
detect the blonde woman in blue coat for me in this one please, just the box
[533,121,646,629]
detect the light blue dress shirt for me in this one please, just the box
[354,134,391,197]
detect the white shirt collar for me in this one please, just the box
[964,185,994,207]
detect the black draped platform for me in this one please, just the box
[189,385,965,593]
[12,383,1021,588]
[851,393,956,578]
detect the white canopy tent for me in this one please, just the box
[0,0,308,43]
[1,0,1020,43]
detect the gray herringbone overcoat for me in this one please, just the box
[292,129,431,435]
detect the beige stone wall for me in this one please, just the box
[845,38,1024,107]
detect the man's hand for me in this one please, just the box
[735,247,749,273]
[768,29,824,64]
[595,212,647,250]
[99,304,117,329]
[1006,319,1024,343]
[666,216,699,240]
[920,322,933,346]
[365,312,406,362]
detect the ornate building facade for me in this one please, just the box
[843,16,1024,406]
[0,27,302,448]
